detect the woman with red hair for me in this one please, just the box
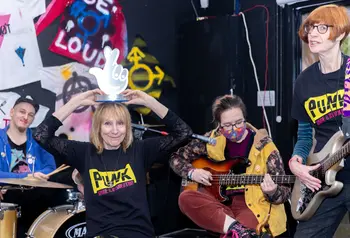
[290,4,350,237]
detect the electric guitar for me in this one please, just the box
[291,130,350,221]
[182,157,295,203]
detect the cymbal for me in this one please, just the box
[0,177,73,189]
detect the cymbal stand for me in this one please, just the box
[133,113,146,140]
[0,185,34,192]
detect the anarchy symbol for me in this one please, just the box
[60,72,97,113]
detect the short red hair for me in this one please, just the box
[299,4,350,44]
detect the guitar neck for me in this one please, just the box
[321,140,350,171]
[220,174,295,185]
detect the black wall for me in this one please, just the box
[178,16,240,134]
[177,0,295,164]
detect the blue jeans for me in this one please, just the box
[294,184,350,238]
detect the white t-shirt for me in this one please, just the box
[39,62,98,142]
[0,0,45,90]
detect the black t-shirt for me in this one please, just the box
[7,136,30,173]
[82,143,156,238]
[292,55,350,182]
[33,110,192,238]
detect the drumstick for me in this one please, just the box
[47,165,70,177]
[47,165,71,177]
[46,164,67,175]
[55,164,67,171]
[34,164,65,178]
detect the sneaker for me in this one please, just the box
[223,221,258,238]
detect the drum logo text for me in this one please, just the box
[65,222,87,238]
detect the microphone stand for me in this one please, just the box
[132,124,169,136]
[131,124,216,145]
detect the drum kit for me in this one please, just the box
[0,176,86,238]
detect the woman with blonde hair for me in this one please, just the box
[290,4,350,237]
[33,89,192,238]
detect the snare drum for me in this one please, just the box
[0,202,20,238]
[26,204,86,238]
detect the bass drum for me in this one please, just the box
[26,204,86,238]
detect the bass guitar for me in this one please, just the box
[182,157,295,202]
[291,130,349,221]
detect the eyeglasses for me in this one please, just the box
[220,119,246,130]
[304,24,333,34]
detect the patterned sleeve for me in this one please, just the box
[33,115,88,172]
[264,150,291,204]
[142,110,193,168]
[169,137,208,178]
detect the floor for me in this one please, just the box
[334,214,350,238]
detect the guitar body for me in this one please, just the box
[182,158,247,202]
[291,131,346,221]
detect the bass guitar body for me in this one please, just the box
[291,131,346,221]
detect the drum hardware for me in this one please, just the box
[17,207,21,219]
[69,200,84,215]
[67,202,84,214]
[48,207,58,213]
[66,189,81,202]
[66,203,85,215]
[67,208,77,215]
[0,185,34,192]
[0,207,3,220]
[66,189,85,213]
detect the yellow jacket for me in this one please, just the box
[206,127,288,236]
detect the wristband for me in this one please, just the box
[188,169,195,180]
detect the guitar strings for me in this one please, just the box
[190,175,295,183]
[202,175,295,177]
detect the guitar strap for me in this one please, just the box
[342,57,350,139]
[256,203,273,238]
